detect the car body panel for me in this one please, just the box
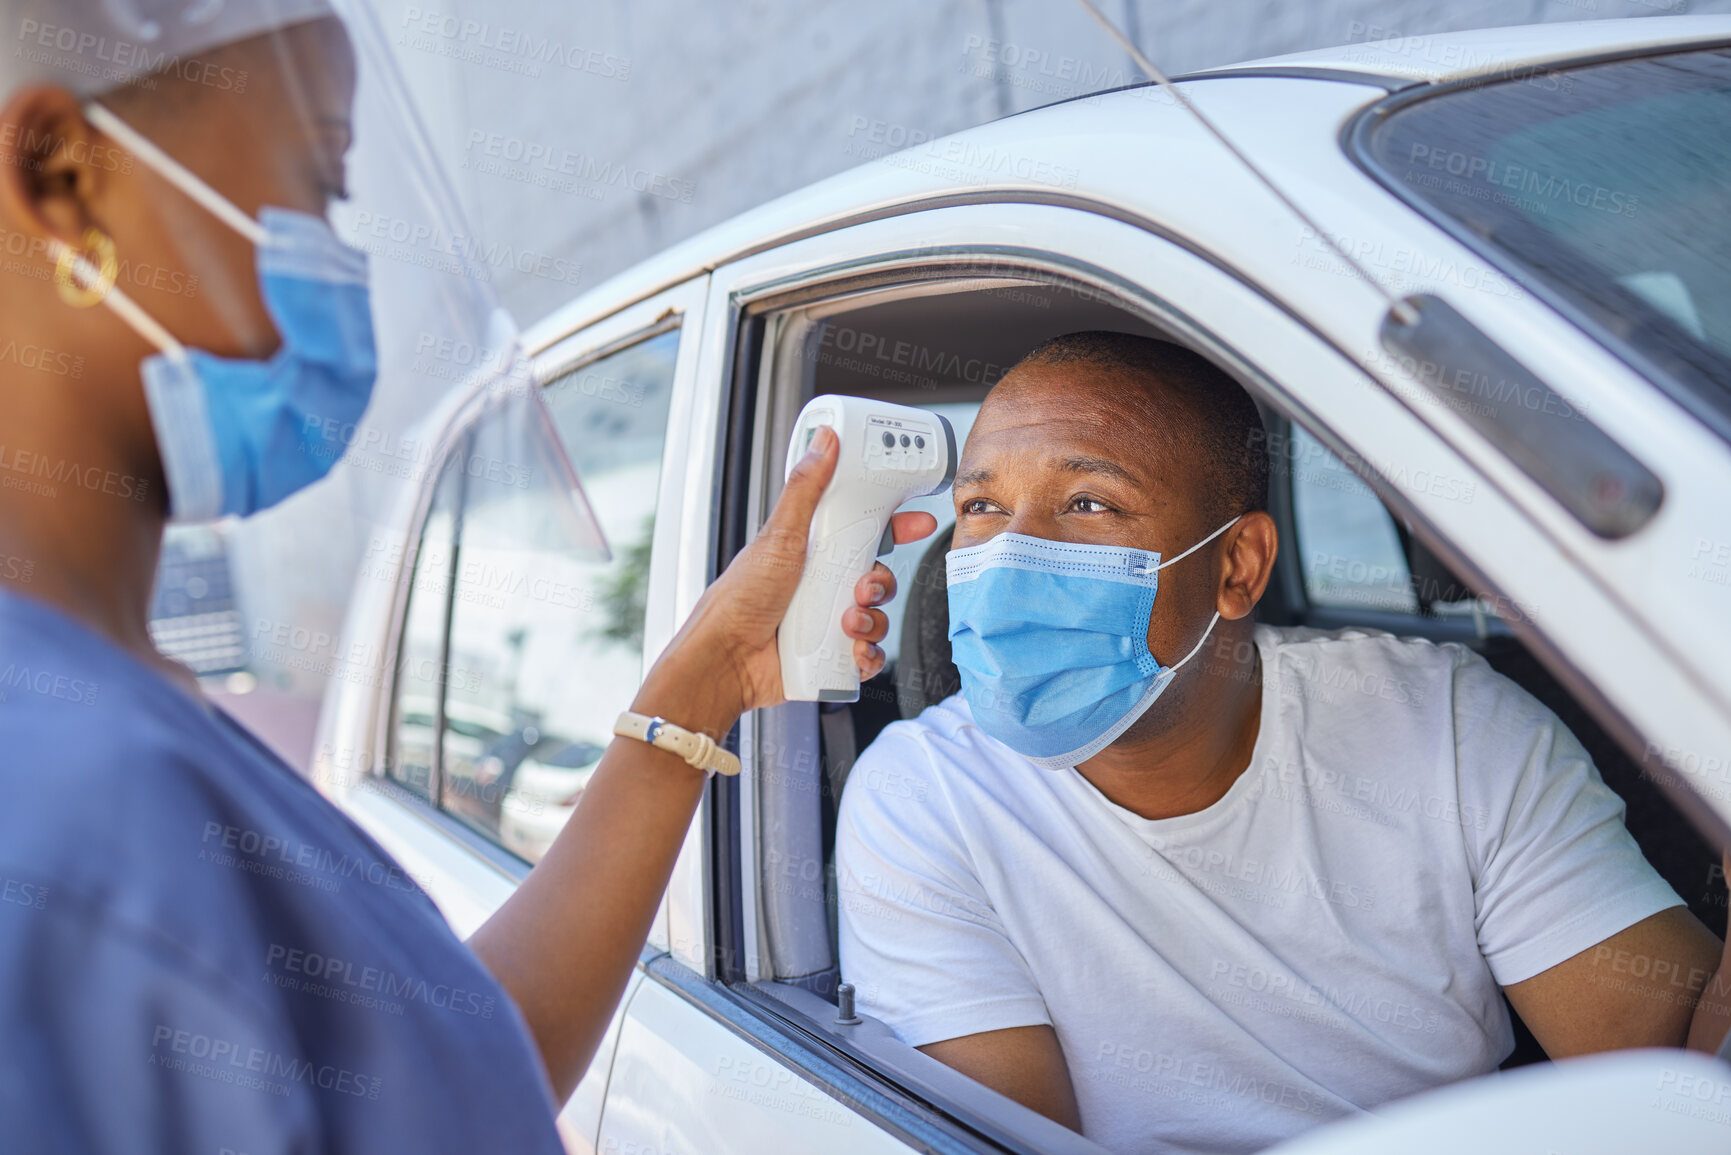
[600,977,921,1155]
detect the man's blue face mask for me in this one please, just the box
[69,103,376,522]
[945,515,1240,770]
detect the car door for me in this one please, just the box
[317,276,708,1153]
[597,194,1731,1154]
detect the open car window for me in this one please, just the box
[732,267,1727,1144]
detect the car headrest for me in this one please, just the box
[895,524,960,719]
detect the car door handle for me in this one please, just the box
[1379,293,1663,539]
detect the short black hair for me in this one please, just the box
[1010,331,1269,525]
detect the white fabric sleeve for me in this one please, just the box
[1452,648,1683,986]
[836,721,1051,1047]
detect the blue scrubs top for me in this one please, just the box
[0,589,565,1154]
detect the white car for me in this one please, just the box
[314,17,1731,1154]
[500,738,607,861]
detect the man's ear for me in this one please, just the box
[1217,510,1278,621]
[0,85,109,255]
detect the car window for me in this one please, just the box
[1359,47,1731,436]
[388,454,465,800]
[1287,425,1419,614]
[1288,423,1511,632]
[436,329,680,861]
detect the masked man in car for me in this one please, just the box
[835,330,1731,1155]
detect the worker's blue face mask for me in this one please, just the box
[945,516,1240,770]
[140,208,375,520]
[70,104,376,522]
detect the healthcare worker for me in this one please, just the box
[0,1,928,1149]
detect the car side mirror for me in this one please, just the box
[1267,1048,1731,1155]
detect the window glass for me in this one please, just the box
[389,453,464,799]
[439,330,680,860]
[1288,425,1419,614]
[1361,48,1731,432]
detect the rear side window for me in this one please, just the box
[425,330,680,861]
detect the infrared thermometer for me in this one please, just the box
[778,395,956,702]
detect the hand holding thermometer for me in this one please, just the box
[779,395,955,702]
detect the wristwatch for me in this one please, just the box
[613,711,741,778]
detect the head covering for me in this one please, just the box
[3,0,332,98]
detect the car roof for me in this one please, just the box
[521,15,1731,354]
[1183,13,1731,85]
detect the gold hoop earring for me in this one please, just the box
[53,228,118,308]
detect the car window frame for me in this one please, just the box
[383,431,469,806]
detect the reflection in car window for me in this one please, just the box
[438,329,680,861]
[389,455,464,800]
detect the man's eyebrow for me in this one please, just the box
[954,467,993,488]
[1058,455,1141,486]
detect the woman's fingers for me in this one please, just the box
[853,561,896,608]
[843,605,889,644]
[759,427,838,548]
[889,510,938,545]
[853,637,886,681]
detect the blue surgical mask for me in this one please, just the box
[71,103,376,522]
[945,516,1240,770]
[141,207,375,520]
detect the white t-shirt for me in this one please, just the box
[836,625,1681,1155]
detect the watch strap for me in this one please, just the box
[613,711,741,777]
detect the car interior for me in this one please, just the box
[739,269,1730,1076]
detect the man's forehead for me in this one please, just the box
[980,362,1186,431]
[964,364,1187,473]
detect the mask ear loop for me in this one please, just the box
[1153,513,1243,572]
[61,103,277,364]
[48,238,186,361]
[1167,611,1222,674]
[1153,513,1242,673]
[84,103,271,248]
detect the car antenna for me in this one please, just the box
[1072,0,1418,327]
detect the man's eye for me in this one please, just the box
[1071,497,1113,513]
[960,498,1001,515]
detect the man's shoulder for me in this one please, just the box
[1253,623,1485,711]
[856,693,1022,778]
[843,694,1043,824]
[1254,621,1472,667]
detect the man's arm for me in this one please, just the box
[1504,893,1729,1057]
[920,1026,1083,1132]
